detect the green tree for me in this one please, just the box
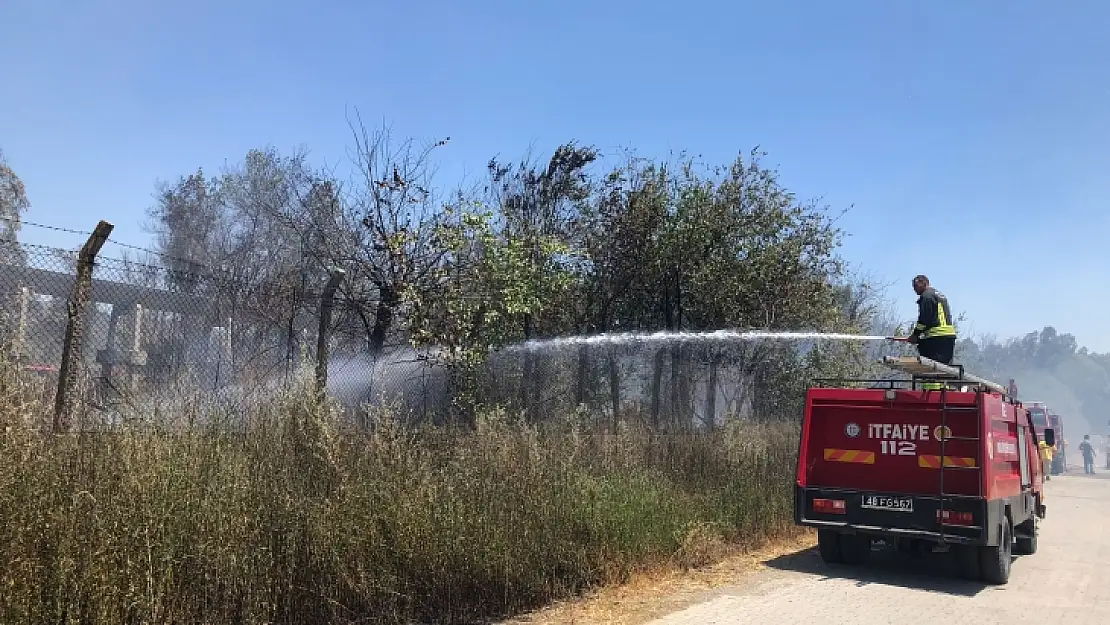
[407,203,575,423]
[485,143,599,415]
[0,149,30,266]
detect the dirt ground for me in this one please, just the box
[501,532,819,625]
[506,470,1110,624]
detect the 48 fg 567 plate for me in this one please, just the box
[861,494,914,512]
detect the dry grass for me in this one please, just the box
[0,361,802,624]
[502,531,817,625]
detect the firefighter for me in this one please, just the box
[905,275,957,363]
[1038,438,1052,480]
[903,275,957,391]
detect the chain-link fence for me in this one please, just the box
[0,229,466,430]
[0,232,319,429]
[0,225,887,432]
[473,337,888,431]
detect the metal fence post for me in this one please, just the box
[315,269,345,400]
[15,286,28,363]
[53,220,113,433]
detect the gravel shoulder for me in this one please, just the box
[508,470,1110,625]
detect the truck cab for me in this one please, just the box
[1026,402,1050,442]
[1048,412,1066,473]
[794,356,1049,585]
[1026,402,1065,474]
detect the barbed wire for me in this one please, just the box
[0,238,79,255]
[0,225,567,310]
[100,238,221,272]
[0,215,214,275]
[0,216,94,238]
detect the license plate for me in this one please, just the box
[861,494,913,512]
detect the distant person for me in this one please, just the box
[1038,438,1052,480]
[904,275,957,365]
[1008,378,1019,400]
[1080,434,1097,474]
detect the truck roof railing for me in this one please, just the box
[880,356,1009,396]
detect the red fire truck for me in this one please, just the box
[1025,402,1065,474]
[795,356,1050,585]
[1047,412,1066,473]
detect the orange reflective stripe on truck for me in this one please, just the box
[918,454,977,469]
[823,448,876,464]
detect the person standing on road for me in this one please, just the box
[1079,434,1097,474]
[1039,439,1053,481]
[905,275,958,365]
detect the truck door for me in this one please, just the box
[1017,425,1031,488]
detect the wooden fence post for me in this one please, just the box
[53,220,113,433]
[315,269,345,401]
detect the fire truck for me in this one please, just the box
[1025,402,1065,474]
[1048,411,1066,473]
[794,356,1049,585]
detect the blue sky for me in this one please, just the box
[2,0,1108,349]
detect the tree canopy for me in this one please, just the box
[959,327,1108,438]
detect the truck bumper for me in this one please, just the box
[795,485,994,546]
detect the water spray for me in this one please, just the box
[503,330,901,352]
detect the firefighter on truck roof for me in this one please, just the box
[904,275,957,390]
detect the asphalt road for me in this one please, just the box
[650,472,1110,624]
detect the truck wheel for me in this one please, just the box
[1014,518,1038,555]
[955,544,981,580]
[979,520,1013,585]
[817,529,843,564]
[839,533,871,565]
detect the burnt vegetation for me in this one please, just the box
[136,122,877,428]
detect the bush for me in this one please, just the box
[0,379,800,624]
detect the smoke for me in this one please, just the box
[325,347,447,420]
[955,334,1105,459]
[1005,366,1094,446]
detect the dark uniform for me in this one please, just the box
[913,286,957,364]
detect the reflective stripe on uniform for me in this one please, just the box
[923,300,956,338]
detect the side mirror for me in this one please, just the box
[1044,428,1056,448]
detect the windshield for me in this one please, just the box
[1030,408,1048,428]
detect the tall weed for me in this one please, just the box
[0,372,800,624]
